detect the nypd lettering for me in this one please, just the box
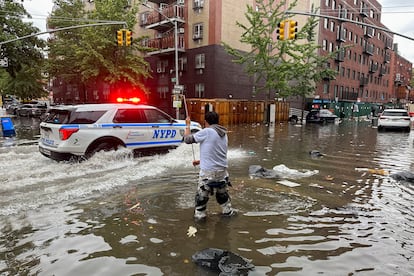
[153,129,177,139]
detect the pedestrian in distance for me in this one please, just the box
[184,111,235,220]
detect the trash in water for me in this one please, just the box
[355,167,389,176]
[309,150,324,157]
[192,248,254,275]
[277,179,301,187]
[249,165,280,179]
[390,171,414,182]
[187,226,197,237]
[249,164,318,180]
[272,164,319,179]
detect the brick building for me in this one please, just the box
[314,0,411,108]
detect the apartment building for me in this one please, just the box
[139,0,264,113]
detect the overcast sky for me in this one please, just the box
[22,0,414,63]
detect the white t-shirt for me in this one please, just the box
[193,127,228,171]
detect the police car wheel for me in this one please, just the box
[86,140,123,159]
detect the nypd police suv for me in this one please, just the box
[38,103,202,161]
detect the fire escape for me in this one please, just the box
[140,2,185,77]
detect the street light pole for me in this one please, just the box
[143,3,180,119]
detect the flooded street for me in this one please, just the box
[0,118,413,275]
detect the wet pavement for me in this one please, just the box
[0,117,413,275]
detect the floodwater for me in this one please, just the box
[0,117,413,275]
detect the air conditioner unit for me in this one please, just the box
[160,3,168,10]
[179,28,185,34]
[157,68,163,73]
[177,0,184,5]
[193,34,201,40]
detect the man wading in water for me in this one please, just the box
[184,111,235,220]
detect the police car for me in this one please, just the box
[38,103,202,161]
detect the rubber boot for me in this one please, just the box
[221,201,235,216]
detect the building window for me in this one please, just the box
[193,23,203,40]
[332,0,336,10]
[324,18,328,29]
[322,40,327,51]
[156,60,168,73]
[325,0,330,7]
[193,0,204,10]
[330,21,335,32]
[323,83,329,94]
[179,57,187,71]
[195,83,205,98]
[195,53,205,69]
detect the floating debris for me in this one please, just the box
[309,150,324,157]
[355,168,389,176]
[192,248,254,275]
[187,226,197,237]
[390,171,414,182]
[277,180,301,187]
[249,165,280,179]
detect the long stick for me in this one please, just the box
[182,95,196,162]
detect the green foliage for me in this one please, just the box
[46,0,150,94]
[224,0,337,100]
[0,0,46,99]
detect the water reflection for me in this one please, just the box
[0,121,413,275]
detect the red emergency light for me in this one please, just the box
[116,97,141,104]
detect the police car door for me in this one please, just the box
[113,108,152,149]
[142,108,181,148]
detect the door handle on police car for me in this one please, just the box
[113,125,122,128]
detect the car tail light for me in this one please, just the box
[59,127,79,140]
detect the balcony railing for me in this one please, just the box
[140,4,184,27]
[360,77,369,86]
[146,34,185,54]
[363,43,374,55]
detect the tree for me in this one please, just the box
[224,0,337,115]
[0,0,47,100]
[46,0,151,101]
[223,0,298,97]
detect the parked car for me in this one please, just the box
[16,104,44,117]
[306,109,338,124]
[377,109,411,132]
[38,103,202,161]
[5,103,20,115]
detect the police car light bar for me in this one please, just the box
[116,97,141,103]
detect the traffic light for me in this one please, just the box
[125,30,132,46]
[288,20,298,40]
[117,29,124,46]
[277,21,286,41]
